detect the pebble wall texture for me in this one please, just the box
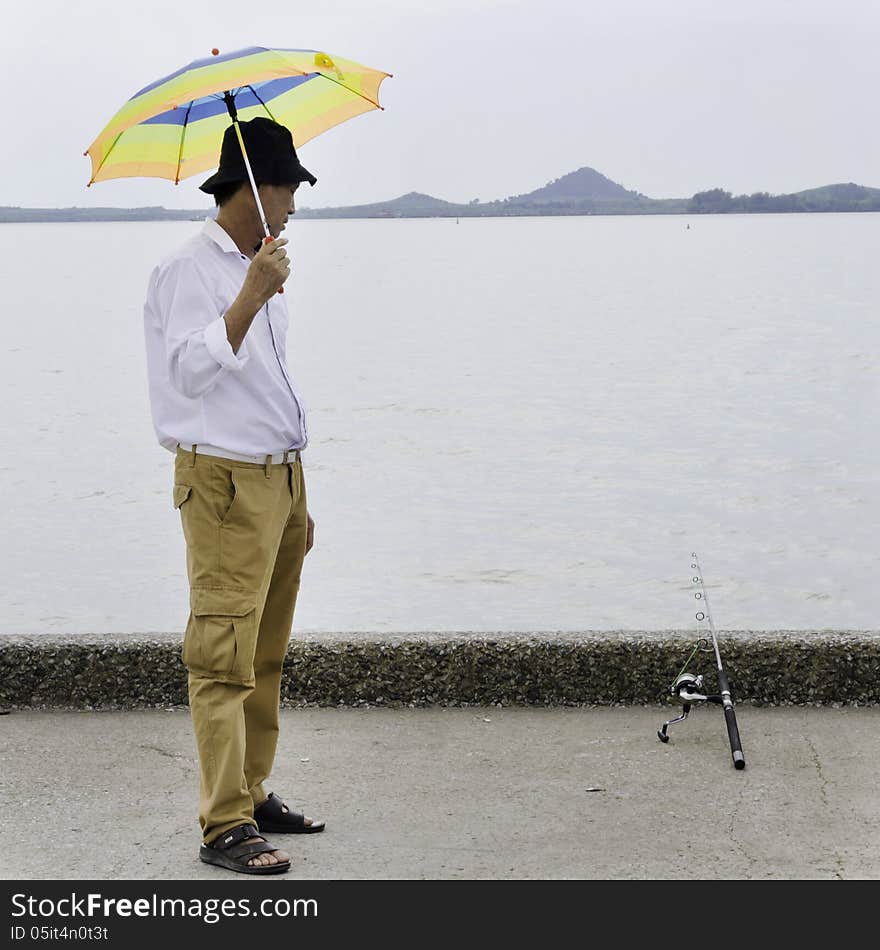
[1,631,878,709]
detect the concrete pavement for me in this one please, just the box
[2,706,878,880]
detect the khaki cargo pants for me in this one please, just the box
[172,445,308,845]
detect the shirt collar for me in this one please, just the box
[202,217,247,257]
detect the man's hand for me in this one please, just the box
[306,512,315,555]
[224,238,291,353]
[242,237,291,307]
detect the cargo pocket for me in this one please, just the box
[182,588,258,685]
[173,484,193,509]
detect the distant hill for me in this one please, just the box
[796,182,880,202]
[301,191,461,219]
[4,171,880,223]
[295,165,654,218]
[509,167,642,204]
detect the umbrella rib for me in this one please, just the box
[314,71,383,110]
[245,85,277,122]
[88,131,125,184]
[174,102,195,184]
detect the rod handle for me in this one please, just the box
[724,706,746,769]
[717,670,745,769]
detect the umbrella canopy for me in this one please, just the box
[85,47,391,185]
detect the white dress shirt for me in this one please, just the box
[143,218,308,455]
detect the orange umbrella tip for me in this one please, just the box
[211,48,220,56]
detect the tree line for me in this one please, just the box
[689,187,880,214]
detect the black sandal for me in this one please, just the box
[254,792,326,834]
[199,823,291,875]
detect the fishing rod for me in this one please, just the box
[657,554,746,769]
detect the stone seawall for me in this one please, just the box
[1,631,877,709]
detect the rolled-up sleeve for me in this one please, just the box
[157,256,249,399]
[203,316,248,370]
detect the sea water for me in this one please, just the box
[1,213,877,633]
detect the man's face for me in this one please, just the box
[258,182,300,238]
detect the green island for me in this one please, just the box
[2,166,879,222]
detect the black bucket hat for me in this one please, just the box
[200,117,317,194]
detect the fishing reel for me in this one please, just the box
[658,672,705,742]
[657,658,723,743]
[671,672,709,704]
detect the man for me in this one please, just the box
[144,118,325,875]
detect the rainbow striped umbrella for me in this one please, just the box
[85,47,391,188]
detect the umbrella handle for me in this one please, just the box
[263,236,284,295]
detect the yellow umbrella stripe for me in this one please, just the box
[88,96,381,185]
[90,160,190,182]
[90,111,232,183]
[92,84,386,181]
[273,93,380,150]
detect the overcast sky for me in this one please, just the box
[3,0,878,209]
